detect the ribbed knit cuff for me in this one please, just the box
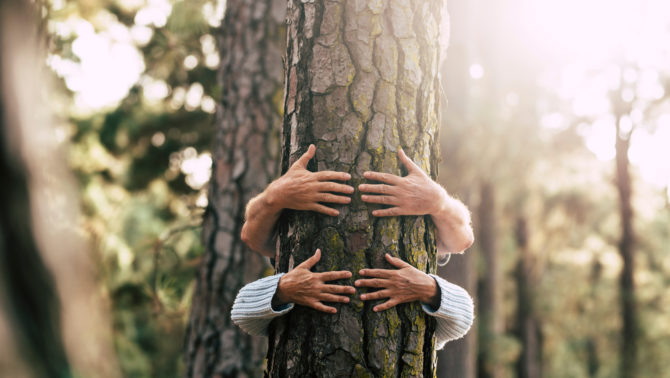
[231,273,294,336]
[421,274,475,349]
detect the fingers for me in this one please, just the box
[316,181,355,194]
[355,278,389,288]
[318,270,353,282]
[361,171,402,185]
[310,302,338,314]
[315,171,352,182]
[385,253,411,269]
[359,289,391,301]
[358,183,395,195]
[297,248,321,269]
[319,293,351,303]
[293,144,316,169]
[398,148,421,174]
[310,204,340,217]
[323,284,356,295]
[318,193,352,205]
[358,268,393,278]
[374,299,400,312]
[371,207,402,217]
[360,194,397,206]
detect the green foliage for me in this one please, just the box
[47,0,219,376]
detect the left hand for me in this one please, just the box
[355,254,440,312]
[358,149,447,217]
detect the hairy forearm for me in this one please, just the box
[240,185,283,257]
[431,190,474,254]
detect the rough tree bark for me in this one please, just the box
[183,0,285,376]
[514,216,542,378]
[477,181,502,378]
[266,0,447,376]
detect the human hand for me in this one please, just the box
[267,144,354,216]
[356,254,440,312]
[274,249,356,313]
[358,149,447,217]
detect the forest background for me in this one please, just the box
[2,0,670,377]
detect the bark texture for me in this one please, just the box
[266,0,446,376]
[183,0,285,376]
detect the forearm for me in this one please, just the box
[431,190,474,254]
[240,185,283,257]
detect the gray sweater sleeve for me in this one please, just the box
[422,274,475,350]
[230,273,294,336]
[231,273,474,348]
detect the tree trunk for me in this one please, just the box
[183,0,285,376]
[514,216,542,378]
[266,0,446,376]
[614,114,636,378]
[0,1,71,377]
[477,181,501,378]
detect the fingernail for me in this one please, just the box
[355,280,360,286]
[360,295,366,300]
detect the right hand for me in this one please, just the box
[274,249,355,313]
[266,144,354,216]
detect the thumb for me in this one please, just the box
[398,148,421,174]
[298,248,321,269]
[293,144,316,169]
[385,253,410,269]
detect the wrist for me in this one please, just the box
[420,275,440,306]
[264,180,285,213]
[273,276,291,306]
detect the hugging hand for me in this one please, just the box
[355,254,440,312]
[358,149,448,217]
[274,249,356,314]
[267,144,354,216]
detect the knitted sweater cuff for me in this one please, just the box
[231,273,294,336]
[421,273,475,349]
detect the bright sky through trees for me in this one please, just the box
[521,0,670,197]
[47,0,670,196]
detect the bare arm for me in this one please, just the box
[241,145,354,257]
[358,149,474,254]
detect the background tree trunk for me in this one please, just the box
[514,216,542,378]
[477,181,502,378]
[0,14,72,372]
[613,103,636,378]
[266,0,446,376]
[183,0,285,375]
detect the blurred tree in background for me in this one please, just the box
[183,0,284,375]
[26,0,670,377]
